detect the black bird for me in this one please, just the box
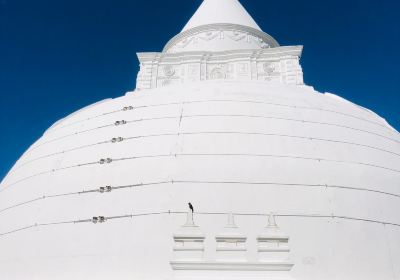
[188,202,194,213]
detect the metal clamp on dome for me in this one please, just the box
[99,186,112,193]
[114,120,127,126]
[122,106,134,111]
[92,216,106,224]
[99,158,113,164]
[111,137,124,143]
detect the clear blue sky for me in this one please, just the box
[0,0,399,180]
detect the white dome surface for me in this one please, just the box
[1,80,399,280]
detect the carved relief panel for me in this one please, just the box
[257,61,281,81]
[157,64,180,87]
[209,65,226,80]
[236,62,250,79]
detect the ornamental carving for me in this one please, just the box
[163,65,175,77]
[176,37,195,49]
[210,67,226,80]
[262,62,278,81]
[263,62,275,74]
[170,30,271,51]
[254,37,270,49]
[198,31,220,42]
[226,31,247,42]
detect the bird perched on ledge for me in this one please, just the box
[188,202,194,213]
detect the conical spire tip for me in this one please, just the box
[182,0,262,32]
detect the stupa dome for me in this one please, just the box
[1,1,399,280]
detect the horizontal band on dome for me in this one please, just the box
[34,97,396,153]
[1,179,399,219]
[43,98,395,138]
[22,111,399,162]
[1,210,399,239]
[10,130,400,176]
[3,151,400,194]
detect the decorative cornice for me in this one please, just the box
[138,46,303,61]
[163,23,280,53]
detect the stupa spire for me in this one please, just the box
[182,0,261,32]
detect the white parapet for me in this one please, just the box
[170,213,295,280]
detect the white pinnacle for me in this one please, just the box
[182,0,262,32]
[184,211,196,227]
[226,212,238,228]
[267,212,278,227]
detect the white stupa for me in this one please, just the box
[1,0,399,279]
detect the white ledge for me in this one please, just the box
[257,248,290,252]
[170,260,294,271]
[173,246,205,251]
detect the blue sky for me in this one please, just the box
[0,0,399,180]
